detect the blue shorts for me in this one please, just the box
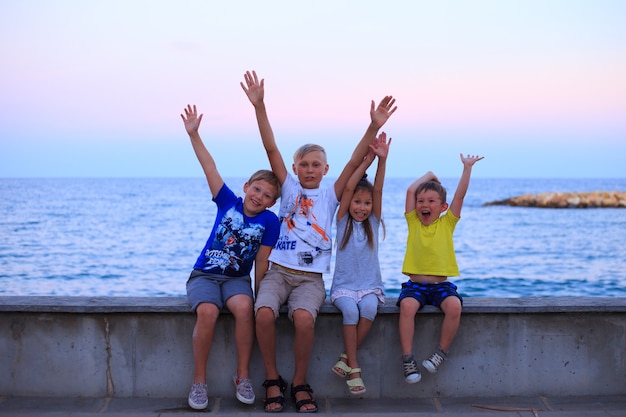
[396,280,462,309]
[186,269,253,312]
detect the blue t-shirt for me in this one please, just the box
[193,184,280,276]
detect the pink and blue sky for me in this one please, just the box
[1,0,625,178]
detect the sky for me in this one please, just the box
[1,0,625,179]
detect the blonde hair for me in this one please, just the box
[293,144,327,163]
[247,169,281,200]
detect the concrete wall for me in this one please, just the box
[1,296,625,399]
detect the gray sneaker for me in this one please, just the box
[422,350,446,374]
[233,373,255,404]
[188,382,208,410]
[403,358,422,384]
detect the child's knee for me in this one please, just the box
[399,297,420,314]
[334,297,359,324]
[255,306,276,325]
[341,309,360,326]
[196,302,220,323]
[358,297,378,322]
[292,308,315,330]
[227,295,253,316]
[441,296,462,317]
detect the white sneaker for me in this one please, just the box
[422,350,446,374]
[403,358,422,384]
[188,382,208,410]
[233,373,256,404]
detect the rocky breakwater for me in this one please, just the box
[484,191,626,208]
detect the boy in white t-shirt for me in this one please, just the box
[241,70,396,412]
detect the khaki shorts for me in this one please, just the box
[254,264,326,321]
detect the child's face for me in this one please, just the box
[292,150,329,189]
[242,179,277,216]
[349,188,373,222]
[415,189,448,226]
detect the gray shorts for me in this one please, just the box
[254,264,326,321]
[186,269,253,312]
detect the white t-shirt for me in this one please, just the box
[269,175,339,273]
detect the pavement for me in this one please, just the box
[0,395,625,417]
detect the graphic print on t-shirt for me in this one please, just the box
[204,207,264,274]
[282,193,331,266]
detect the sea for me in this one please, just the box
[1,177,625,298]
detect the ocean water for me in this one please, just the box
[1,177,625,298]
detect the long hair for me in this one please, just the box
[339,176,385,250]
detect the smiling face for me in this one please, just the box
[415,188,448,226]
[242,179,278,216]
[349,188,374,222]
[292,149,329,189]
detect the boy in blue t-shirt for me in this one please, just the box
[181,104,281,410]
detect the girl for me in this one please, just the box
[330,133,390,395]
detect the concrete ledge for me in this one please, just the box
[2,296,626,313]
[1,296,625,400]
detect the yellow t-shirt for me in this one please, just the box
[402,209,460,277]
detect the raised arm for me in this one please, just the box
[449,153,484,218]
[181,104,224,197]
[334,96,397,200]
[370,132,391,220]
[405,171,440,214]
[241,70,288,184]
[336,150,376,221]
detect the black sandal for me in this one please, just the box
[262,376,287,413]
[290,383,318,413]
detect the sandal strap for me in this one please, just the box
[291,383,314,396]
[346,377,365,387]
[263,395,285,405]
[295,397,317,411]
[262,375,287,392]
[332,358,352,375]
[291,384,318,412]
[348,367,362,374]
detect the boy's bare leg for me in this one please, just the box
[255,306,282,410]
[226,294,254,378]
[292,308,316,412]
[438,296,462,353]
[192,303,220,383]
[398,298,420,355]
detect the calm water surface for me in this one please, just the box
[1,177,625,298]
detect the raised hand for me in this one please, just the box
[460,153,484,167]
[240,70,265,106]
[370,131,392,160]
[181,104,203,135]
[370,96,397,129]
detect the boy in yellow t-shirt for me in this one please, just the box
[398,153,483,384]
